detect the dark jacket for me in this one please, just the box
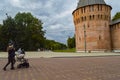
[8,49,15,58]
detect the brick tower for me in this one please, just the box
[72,0,112,52]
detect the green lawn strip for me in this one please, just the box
[53,48,76,52]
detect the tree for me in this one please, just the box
[67,36,75,48]
[0,24,4,51]
[112,12,120,21]
[44,39,67,50]
[0,12,45,51]
[0,12,66,51]
[0,16,17,51]
[14,12,45,50]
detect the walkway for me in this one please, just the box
[1,51,120,58]
[0,54,120,80]
[0,53,120,80]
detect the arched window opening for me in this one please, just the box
[88,23,90,28]
[99,35,101,40]
[93,15,95,20]
[98,5,99,11]
[101,15,102,19]
[81,17,83,21]
[84,16,86,21]
[100,5,102,11]
[81,8,83,14]
[90,15,92,20]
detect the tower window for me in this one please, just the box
[90,15,92,20]
[81,8,83,14]
[88,23,89,28]
[98,5,99,11]
[100,5,102,11]
[99,35,101,40]
[98,5,102,11]
[101,15,102,19]
[93,15,95,20]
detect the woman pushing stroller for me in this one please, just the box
[3,43,16,71]
[3,43,29,71]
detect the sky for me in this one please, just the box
[0,0,119,44]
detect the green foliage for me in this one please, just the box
[67,36,75,48]
[0,24,4,50]
[14,12,45,50]
[0,12,67,51]
[0,16,17,50]
[44,39,67,50]
[53,48,75,52]
[0,12,45,51]
[112,12,120,21]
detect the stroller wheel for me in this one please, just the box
[26,63,29,68]
[17,64,22,68]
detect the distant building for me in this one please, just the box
[72,0,120,52]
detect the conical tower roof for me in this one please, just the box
[77,0,106,8]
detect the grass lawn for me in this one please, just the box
[53,48,76,52]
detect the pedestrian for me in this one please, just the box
[3,43,16,71]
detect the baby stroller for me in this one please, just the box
[15,48,29,68]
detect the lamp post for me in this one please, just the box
[84,25,87,53]
[6,13,8,16]
[5,13,13,45]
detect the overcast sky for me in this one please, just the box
[0,0,119,44]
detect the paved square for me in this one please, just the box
[1,56,120,80]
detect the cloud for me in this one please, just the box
[10,0,21,7]
[8,0,41,10]
[0,0,119,44]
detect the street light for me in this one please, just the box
[5,13,13,45]
[6,13,8,18]
[84,24,87,53]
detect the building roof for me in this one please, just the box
[77,0,106,8]
[110,19,120,25]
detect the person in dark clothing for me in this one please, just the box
[3,44,16,71]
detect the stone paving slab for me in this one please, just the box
[1,56,120,80]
